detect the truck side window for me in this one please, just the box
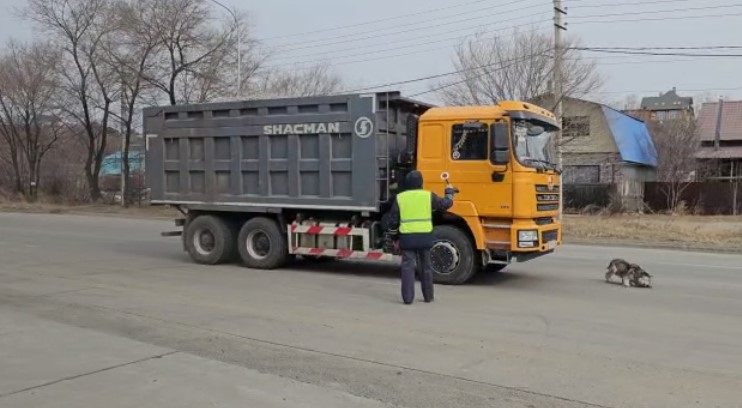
[451,124,488,160]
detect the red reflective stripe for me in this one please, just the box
[306,226,323,234]
[309,248,325,255]
[366,252,383,260]
[335,227,352,236]
[337,249,353,257]
[291,225,298,232]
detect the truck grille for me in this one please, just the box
[535,184,559,212]
[537,204,559,212]
[542,230,558,243]
[535,184,559,193]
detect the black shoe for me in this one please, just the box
[424,298,433,303]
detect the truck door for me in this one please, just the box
[417,121,513,218]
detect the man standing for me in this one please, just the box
[386,170,456,304]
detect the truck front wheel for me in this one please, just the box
[430,225,479,285]
[184,215,236,265]
[238,217,288,269]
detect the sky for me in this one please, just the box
[2,0,741,108]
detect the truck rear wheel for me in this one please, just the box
[430,225,479,285]
[184,215,236,265]
[238,217,288,269]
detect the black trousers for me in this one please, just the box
[401,250,434,304]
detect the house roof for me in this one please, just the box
[697,100,742,142]
[601,106,658,167]
[640,88,693,111]
[529,93,657,167]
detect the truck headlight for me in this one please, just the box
[518,230,538,248]
[518,230,538,242]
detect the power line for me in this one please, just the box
[269,5,548,60]
[595,86,742,95]
[575,48,742,57]
[269,6,549,54]
[571,11,742,24]
[267,10,742,70]
[571,3,742,19]
[258,0,495,41]
[339,52,550,94]
[263,24,550,70]
[266,1,547,51]
[581,46,742,50]
[570,0,689,8]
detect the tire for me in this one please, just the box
[429,225,479,285]
[237,217,289,269]
[184,215,236,265]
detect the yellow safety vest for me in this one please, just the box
[397,190,433,234]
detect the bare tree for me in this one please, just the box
[435,30,603,107]
[145,0,243,105]
[252,63,343,98]
[0,41,65,201]
[650,119,699,212]
[104,0,161,206]
[25,0,119,201]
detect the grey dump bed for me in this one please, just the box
[144,92,431,212]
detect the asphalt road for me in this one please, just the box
[0,212,741,408]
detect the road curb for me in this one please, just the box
[564,239,742,254]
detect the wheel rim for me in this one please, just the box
[193,228,216,256]
[430,240,461,275]
[246,229,272,260]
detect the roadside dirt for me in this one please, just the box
[3,201,741,252]
[564,214,742,252]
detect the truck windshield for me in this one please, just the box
[512,119,557,171]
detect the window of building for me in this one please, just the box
[668,110,679,120]
[656,111,666,120]
[451,123,488,160]
[562,116,590,138]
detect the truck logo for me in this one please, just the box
[354,117,373,138]
[263,122,340,135]
[548,176,554,191]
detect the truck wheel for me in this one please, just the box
[430,225,479,285]
[238,217,288,269]
[184,215,235,265]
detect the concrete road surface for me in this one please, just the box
[0,213,741,408]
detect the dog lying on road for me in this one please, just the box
[605,258,652,288]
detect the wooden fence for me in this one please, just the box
[644,182,742,215]
[564,182,742,215]
[563,184,615,211]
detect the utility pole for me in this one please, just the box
[120,82,127,207]
[208,0,240,98]
[553,0,567,220]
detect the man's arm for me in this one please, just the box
[384,199,401,231]
[431,192,454,212]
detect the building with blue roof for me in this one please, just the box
[531,94,658,211]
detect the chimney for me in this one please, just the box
[714,98,724,150]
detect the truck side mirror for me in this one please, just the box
[490,122,510,165]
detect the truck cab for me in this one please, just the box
[411,101,562,283]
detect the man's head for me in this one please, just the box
[404,170,424,190]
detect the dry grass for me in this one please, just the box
[564,214,742,251]
[0,198,178,219]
